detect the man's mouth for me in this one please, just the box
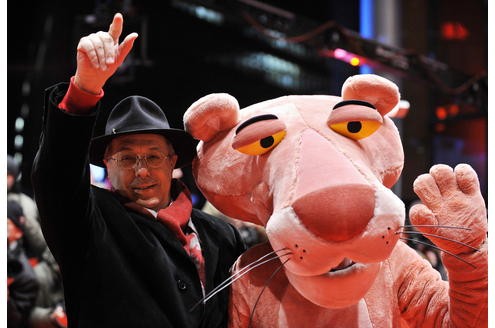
[133,184,157,193]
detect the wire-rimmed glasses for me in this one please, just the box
[106,151,174,169]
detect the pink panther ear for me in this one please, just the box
[183,93,240,142]
[341,74,400,116]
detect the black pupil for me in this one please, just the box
[347,121,362,133]
[260,136,274,148]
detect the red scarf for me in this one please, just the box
[156,187,193,244]
[124,181,206,287]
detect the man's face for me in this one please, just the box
[104,134,178,211]
[7,174,15,191]
[7,218,23,244]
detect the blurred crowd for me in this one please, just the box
[7,155,67,328]
[6,155,447,327]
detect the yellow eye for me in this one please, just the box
[235,130,286,155]
[330,120,381,140]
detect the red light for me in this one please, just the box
[435,123,446,133]
[436,106,448,120]
[441,22,469,40]
[448,104,460,116]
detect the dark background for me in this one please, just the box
[7,0,488,207]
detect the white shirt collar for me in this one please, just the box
[145,207,198,234]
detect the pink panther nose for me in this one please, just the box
[292,184,375,242]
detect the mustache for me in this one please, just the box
[129,178,158,188]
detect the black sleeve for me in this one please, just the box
[31,83,100,265]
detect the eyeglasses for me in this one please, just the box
[106,151,174,169]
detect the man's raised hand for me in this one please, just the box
[74,13,138,94]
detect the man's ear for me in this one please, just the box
[171,154,178,169]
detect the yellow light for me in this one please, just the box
[349,57,360,66]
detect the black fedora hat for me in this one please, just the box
[89,95,197,168]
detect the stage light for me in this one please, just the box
[448,104,460,116]
[15,117,24,132]
[435,106,448,120]
[321,48,365,68]
[441,22,469,40]
[333,48,347,59]
[14,135,24,149]
[435,103,465,121]
[435,123,446,133]
[349,57,360,66]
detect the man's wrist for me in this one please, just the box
[73,74,102,95]
[58,76,104,114]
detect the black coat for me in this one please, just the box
[8,244,39,328]
[32,83,246,328]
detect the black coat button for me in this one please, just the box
[177,279,187,291]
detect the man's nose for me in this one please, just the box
[134,159,150,177]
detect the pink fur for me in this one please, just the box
[183,74,488,327]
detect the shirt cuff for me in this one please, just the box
[58,76,104,114]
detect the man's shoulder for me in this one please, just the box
[91,185,113,197]
[192,208,223,222]
[192,208,236,232]
[91,185,123,206]
[192,208,246,252]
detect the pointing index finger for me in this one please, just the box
[108,12,123,44]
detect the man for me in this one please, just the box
[8,155,46,258]
[31,13,245,328]
[7,200,39,328]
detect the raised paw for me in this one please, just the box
[409,164,487,255]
